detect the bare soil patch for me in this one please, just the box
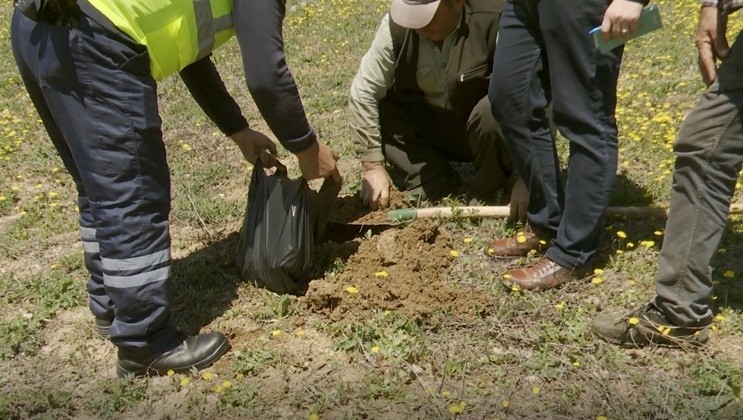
[303,197,494,324]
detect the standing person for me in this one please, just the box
[592,0,742,347]
[486,0,647,290]
[10,0,339,377]
[350,0,525,212]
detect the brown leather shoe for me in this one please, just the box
[485,223,550,258]
[501,257,591,291]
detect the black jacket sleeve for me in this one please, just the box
[179,56,249,137]
[233,0,316,154]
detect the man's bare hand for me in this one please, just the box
[296,141,342,183]
[360,161,391,210]
[600,0,644,41]
[508,177,529,223]
[231,128,278,166]
[696,6,730,86]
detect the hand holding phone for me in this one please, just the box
[590,5,663,54]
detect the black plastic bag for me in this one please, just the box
[236,162,341,294]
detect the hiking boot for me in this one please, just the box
[501,257,591,291]
[116,332,230,378]
[485,223,550,258]
[591,303,711,348]
[94,317,112,339]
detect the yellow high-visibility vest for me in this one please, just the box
[87,0,234,80]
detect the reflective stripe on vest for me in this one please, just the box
[86,0,234,80]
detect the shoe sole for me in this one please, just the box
[592,327,709,349]
[116,339,231,378]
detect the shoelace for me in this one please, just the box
[527,258,559,277]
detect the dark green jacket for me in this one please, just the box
[388,0,504,121]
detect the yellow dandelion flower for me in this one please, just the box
[616,250,624,254]
[711,325,719,331]
[222,380,232,389]
[180,378,190,386]
[371,346,380,353]
[539,239,547,245]
[511,285,520,292]
[450,250,459,257]
[202,372,213,381]
[626,242,635,248]
[654,230,663,236]
[554,302,565,310]
[502,399,510,408]
[295,328,305,337]
[641,240,655,247]
[628,317,640,325]
[35,183,43,189]
[718,248,727,253]
[346,286,359,294]
[374,270,389,277]
[48,191,58,198]
[167,369,175,377]
[594,268,604,275]
[236,373,244,380]
[0,195,6,202]
[616,231,627,239]
[271,329,281,336]
[591,277,604,285]
[715,314,725,321]
[597,416,608,420]
[487,248,494,254]
[516,234,527,244]
[214,385,222,393]
[308,414,319,420]
[463,237,473,244]
[441,390,451,397]
[723,270,734,278]
[448,402,465,414]
[502,274,512,279]
[572,361,581,367]
[532,386,541,394]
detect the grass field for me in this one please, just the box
[1,0,742,418]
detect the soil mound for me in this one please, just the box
[302,219,493,324]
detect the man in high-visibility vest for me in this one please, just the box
[10,0,340,377]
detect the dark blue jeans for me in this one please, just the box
[489,0,623,268]
[11,10,179,356]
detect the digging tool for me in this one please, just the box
[324,220,400,242]
[388,203,743,223]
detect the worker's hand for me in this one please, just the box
[230,127,278,167]
[360,161,391,210]
[296,141,342,183]
[600,0,644,41]
[696,5,729,86]
[508,177,529,223]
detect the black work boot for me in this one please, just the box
[116,332,230,378]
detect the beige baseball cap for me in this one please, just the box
[390,0,441,29]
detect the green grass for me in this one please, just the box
[0,0,742,418]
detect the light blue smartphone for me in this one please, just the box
[589,5,663,54]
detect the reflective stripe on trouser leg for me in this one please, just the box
[80,201,114,323]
